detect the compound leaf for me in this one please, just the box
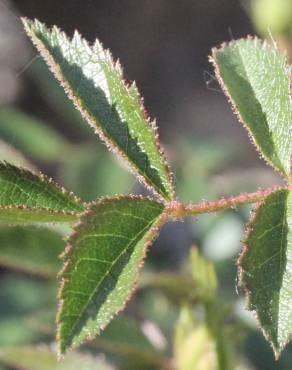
[239,188,292,357]
[211,38,292,179]
[22,18,174,201]
[58,196,165,355]
[0,162,84,224]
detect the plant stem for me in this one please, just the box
[167,186,284,220]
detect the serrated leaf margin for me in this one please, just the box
[210,36,292,180]
[237,186,290,358]
[56,194,168,356]
[22,18,175,202]
[0,205,80,224]
[0,161,84,212]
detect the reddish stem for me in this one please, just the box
[167,186,284,219]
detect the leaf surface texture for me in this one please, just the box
[58,196,165,354]
[212,39,292,178]
[23,18,174,200]
[239,189,292,356]
[0,163,83,224]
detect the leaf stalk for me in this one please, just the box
[167,186,284,220]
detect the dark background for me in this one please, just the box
[0,0,282,200]
[1,0,262,155]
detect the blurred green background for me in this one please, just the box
[0,0,291,369]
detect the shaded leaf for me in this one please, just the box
[0,226,64,277]
[0,345,115,370]
[0,162,84,224]
[211,38,292,178]
[0,108,71,162]
[239,188,292,357]
[22,18,174,200]
[0,208,78,224]
[58,196,165,354]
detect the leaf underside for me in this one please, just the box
[58,196,165,354]
[211,38,292,178]
[239,189,292,357]
[22,18,174,201]
[0,162,83,224]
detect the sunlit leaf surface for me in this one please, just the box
[58,196,165,354]
[0,162,83,224]
[211,38,292,178]
[239,189,292,357]
[22,18,174,200]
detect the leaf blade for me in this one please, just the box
[239,188,292,357]
[0,207,78,224]
[58,196,165,354]
[22,18,174,200]
[211,38,292,178]
[0,162,84,224]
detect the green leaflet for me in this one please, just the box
[0,162,83,224]
[0,208,78,225]
[22,18,174,201]
[0,226,64,277]
[211,38,292,178]
[58,196,165,354]
[0,345,114,370]
[239,189,292,357]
